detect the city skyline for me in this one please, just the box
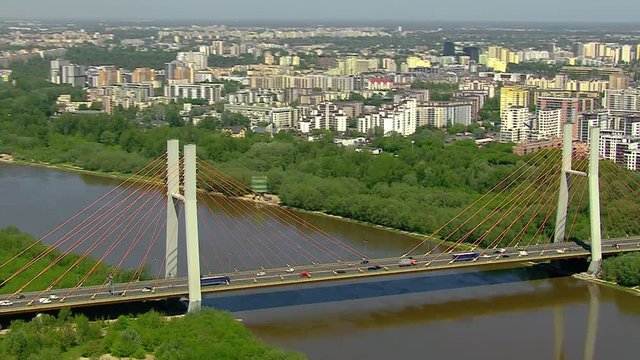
[3,0,640,23]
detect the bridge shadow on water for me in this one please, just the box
[203,259,589,313]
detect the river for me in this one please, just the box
[1,163,638,359]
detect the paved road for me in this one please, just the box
[1,238,639,316]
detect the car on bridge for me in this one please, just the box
[256,271,266,276]
[300,272,311,278]
[38,298,52,304]
[285,267,295,273]
[0,300,13,307]
[367,265,382,271]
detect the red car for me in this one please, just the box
[300,272,311,278]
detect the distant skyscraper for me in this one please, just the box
[443,41,455,56]
[462,47,480,62]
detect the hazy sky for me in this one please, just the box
[2,0,640,23]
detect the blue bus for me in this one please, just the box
[200,275,231,286]
[451,252,480,262]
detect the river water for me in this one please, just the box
[0,163,638,359]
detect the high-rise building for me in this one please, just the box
[536,109,562,139]
[417,101,473,128]
[198,45,210,56]
[61,64,87,86]
[357,99,417,136]
[50,59,69,84]
[500,86,529,115]
[609,74,630,90]
[97,66,122,87]
[577,111,607,142]
[212,40,224,55]
[500,107,529,143]
[382,58,397,72]
[604,89,640,111]
[176,52,208,70]
[164,83,223,104]
[621,45,633,64]
[165,61,195,83]
[132,68,156,84]
[299,102,349,133]
[443,41,455,56]
[537,96,580,124]
[462,47,480,62]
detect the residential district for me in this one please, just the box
[2,21,640,170]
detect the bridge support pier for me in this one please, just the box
[587,127,602,275]
[554,123,573,243]
[166,139,180,279]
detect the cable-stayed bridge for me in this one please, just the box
[1,125,639,316]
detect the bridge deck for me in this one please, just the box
[1,238,638,316]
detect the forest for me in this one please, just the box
[2,59,640,249]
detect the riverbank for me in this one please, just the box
[8,158,141,182]
[0,154,14,162]
[572,272,640,296]
[3,159,472,252]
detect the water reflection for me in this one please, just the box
[242,277,638,360]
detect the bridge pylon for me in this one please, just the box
[587,127,602,274]
[554,123,574,243]
[553,124,602,274]
[166,140,202,312]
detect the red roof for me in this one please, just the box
[369,78,393,83]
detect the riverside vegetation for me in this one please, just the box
[601,252,640,287]
[0,308,304,360]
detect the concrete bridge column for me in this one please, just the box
[184,144,202,312]
[554,123,573,243]
[166,139,180,279]
[587,127,602,275]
